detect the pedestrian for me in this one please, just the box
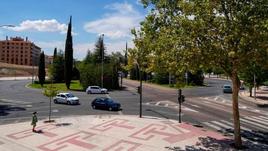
[31,111,38,132]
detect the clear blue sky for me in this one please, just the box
[0,0,147,60]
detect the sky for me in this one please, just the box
[0,0,148,60]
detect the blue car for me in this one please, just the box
[91,97,121,111]
[223,84,232,93]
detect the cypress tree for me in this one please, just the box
[64,16,73,89]
[53,47,57,64]
[38,51,46,86]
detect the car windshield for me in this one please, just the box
[104,98,114,103]
[224,86,231,89]
[66,93,75,98]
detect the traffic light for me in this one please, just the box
[181,95,185,103]
[137,86,141,94]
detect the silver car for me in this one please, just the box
[53,93,79,105]
[86,86,108,94]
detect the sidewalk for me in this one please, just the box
[0,115,236,151]
[239,89,268,107]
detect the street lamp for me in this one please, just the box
[101,34,104,88]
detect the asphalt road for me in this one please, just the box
[1,78,268,147]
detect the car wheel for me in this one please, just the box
[92,105,96,109]
[53,99,58,104]
[108,107,113,111]
[67,101,71,105]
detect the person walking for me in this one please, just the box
[31,111,38,132]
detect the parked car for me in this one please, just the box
[223,84,232,93]
[86,86,108,94]
[53,93,79,105]
[91,97,121,111]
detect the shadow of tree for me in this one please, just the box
[0,105,26,116]
[165,136,268,151]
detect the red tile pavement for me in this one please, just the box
[0,115,232,151]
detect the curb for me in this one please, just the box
[239,91,268,107]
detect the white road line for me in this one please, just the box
[214,96,219,101]
[248,116,268,122]
[244,116,268,126]
[164,104,168,107]
[105,94,111,98]
[204,101,212,104]
[175,106,179,108]
[146,102,150,105]
[240,118,268,130]
[155,102,161,106]
[182,107,198,113]
[220,120,251,131]
[211,121,232,129]
[253,109,260,113]
[259,116,268,120]
[203,122,222,131]
[0,98,30,104]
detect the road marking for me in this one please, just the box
[105,94,111,98]
[240,118,268,130]
[259,116,268,120]
[220,120,251,131]
[182,107,198,113]
[248,116,268,122]
[244,116,268,126]
[0,98,30,104]
[146,102,150,105]
[239,106,247,109]
[52,109,58,113]
[203,122,222,131]
[253,109,260,113]
[164,104,168,107]
[155,102,161,106]
[211,121,232,129]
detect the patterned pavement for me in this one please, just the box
[0,115,230,151]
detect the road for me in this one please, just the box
[0,78,268,146]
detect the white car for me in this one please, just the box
[53,93,79,105]
[86,86,108,94]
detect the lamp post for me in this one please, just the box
[101,34,104,88]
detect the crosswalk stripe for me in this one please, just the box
[243,116,268,126]
[259,116,268,120]
[220,120,251,131]
[164,104,168,107]
[211,121,232,129]
[240,118,268,130]
[248,116,268,122]
[203,122,222,131]
[155,102,160,106]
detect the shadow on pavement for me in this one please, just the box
[165,136,268,151]
[0,105,26,116]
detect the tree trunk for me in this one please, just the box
[231,74,242,148]
[249,86,252,97]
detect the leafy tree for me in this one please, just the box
[139,0,268,148]
[64,16,73,89]
[43,83,58,122]
[38,51,46,87]
[72,61,80,80]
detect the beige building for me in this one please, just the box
[0,36,41,66]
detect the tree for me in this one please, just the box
[139,0,268,148]
[38,51,46,87]
[52,50,65,82]
[64,16,73,89]
[43,83,58,122]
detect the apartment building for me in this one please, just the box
[0,36,41,66]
